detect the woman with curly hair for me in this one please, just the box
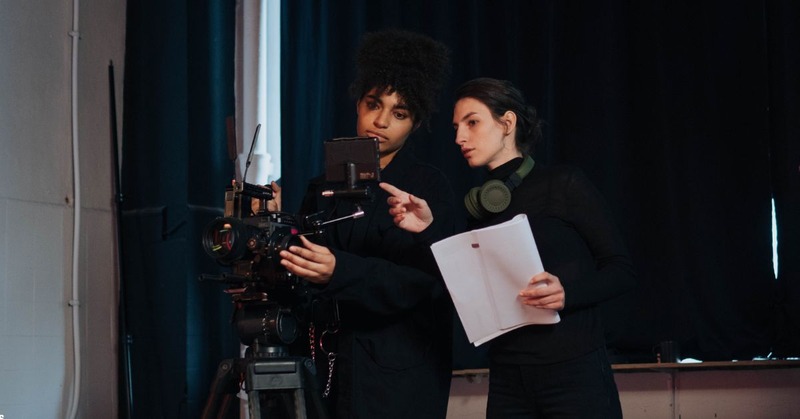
[277,29,456,418]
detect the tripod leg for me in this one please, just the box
[293,389,308,419]
[201,359,239,419]
[248,390,262,419]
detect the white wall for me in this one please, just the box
[0,1,126,418]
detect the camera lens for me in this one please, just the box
[235,303,300,346]
[202,217,250,263]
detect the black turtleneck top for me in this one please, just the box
[472,157,636,364]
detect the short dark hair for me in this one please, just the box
[350,29,451,128]
[455,78,542,154]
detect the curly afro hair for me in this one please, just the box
[349,29,451,128]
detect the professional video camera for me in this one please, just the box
[200,128,380,350]
[200,128,380,419]
[199,178,313,349]
[201,179,315,282]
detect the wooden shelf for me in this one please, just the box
[453,360,800,377]
[611,359,800,372]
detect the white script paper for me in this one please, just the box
[431,214,560,346]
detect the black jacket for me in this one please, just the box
[300,146,456,418]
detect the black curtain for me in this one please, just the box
[281,0,800,365]
[768,0,800,358]
[121,1,237,418]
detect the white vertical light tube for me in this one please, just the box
[237,0,280,185]
[262,0,281,182]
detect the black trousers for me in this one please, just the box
[486,348,622,419]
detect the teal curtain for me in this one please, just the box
[121,1,237,417]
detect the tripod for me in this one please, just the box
[202,343,329,419]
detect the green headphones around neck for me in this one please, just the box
[464,155,535,219]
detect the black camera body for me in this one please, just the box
[200,136,380,350]
[202,183,308,286]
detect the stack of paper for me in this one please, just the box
[431,214,560,346]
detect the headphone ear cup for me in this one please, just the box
[464,186,485,219]
[464,156,534,220]
[478,180,512,214]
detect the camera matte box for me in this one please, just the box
[324,137,381,183]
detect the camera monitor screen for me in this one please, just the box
[324,137,381,183]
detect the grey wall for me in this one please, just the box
[0,0,126,417]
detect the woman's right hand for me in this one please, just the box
[279,235,335,285]
[379,182,433,233]
[519,271,565,311]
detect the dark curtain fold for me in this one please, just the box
[281,0,798,365]
[121,1,236,418]
[767,0,800,358]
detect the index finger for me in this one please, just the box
[379,182,405,197]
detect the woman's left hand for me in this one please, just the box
[250,181,282,213]
[518,271,565,311]
[279,235,336,284]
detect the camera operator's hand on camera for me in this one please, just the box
[250,181,282,213]
[379,182,433,233]
[279,235,335,284]
[518,271,565,311]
